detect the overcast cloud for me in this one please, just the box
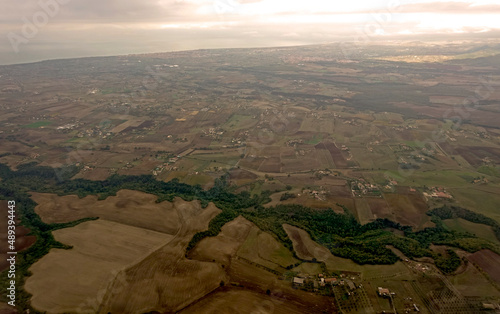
[1,0,499,65]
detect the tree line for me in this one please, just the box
[0,160,496,304]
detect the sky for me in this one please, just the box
[1,0,500,65]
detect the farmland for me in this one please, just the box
[468,250,500,285]
[179,288,308,314]
[1,41,500,312]
[444,218,500,245]
[25,193,222,313]
[31,190,182,234]
[24,219,170,313]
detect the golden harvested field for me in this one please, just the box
[25,191,223,313]
[24,219,171,313]
[189,216,255,264]
[448,262,500,297]
[31,190,181,234]
[101,248,226,313]
[99,200,222,313]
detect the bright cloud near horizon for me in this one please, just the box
[1,0,500,65]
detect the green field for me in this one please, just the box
[258,232,300,268]
[354,198,374,225]
[323,254,364,273]
[22,121,52,128]
[299,118,334,134]
[3,41,500,314]
[306,134,323,145]
[477,165,500,177]
[223,114,257,130]
[181,174,213,187]
[373,112,404,124]
[186,153,240,169]
[384,170,483,188]
[352,146,398,171]
[360,261,410,280]
[292,262,323,275]
[443,218,500,245]
[237,227,297,271]
[448,263,500,297]
[448,187,500,224]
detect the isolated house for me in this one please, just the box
[293,277,304,286]
[324,278,338,285]
[346,280,356,290]
[378,287,390,297]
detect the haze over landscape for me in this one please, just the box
[1,0,500,313]
[2,0,500,65]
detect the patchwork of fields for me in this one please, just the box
[1,42,500,312]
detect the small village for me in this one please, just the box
[291,272,360,295]
[290,270,426,313]
[350,179,381,197]
[423,186,453,200]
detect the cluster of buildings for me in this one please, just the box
[300,188,327,201]
[293,274,358,291]
[343,119,360,126]
[351,179,380,197]
[482,302,500,311]
[152,159,183,176]
[399,154,427,168]
[409,154,427,162]
[292,272,362,291]
[377,286,392,297]
[398,144,413,151]
[56,123,79,131]
[76,126,111,139]
[286,139,304,147]
[482,156,494,165]
[423,187,452,200]
[314,170,332,179]
[223,136,246,148]
[420,147,435,157]
[383,178,399,191]
[171,137,188,143]
[230,130,248,144]
[202,127,225,139]
[392,125,417,132]
[472,177,488,184]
